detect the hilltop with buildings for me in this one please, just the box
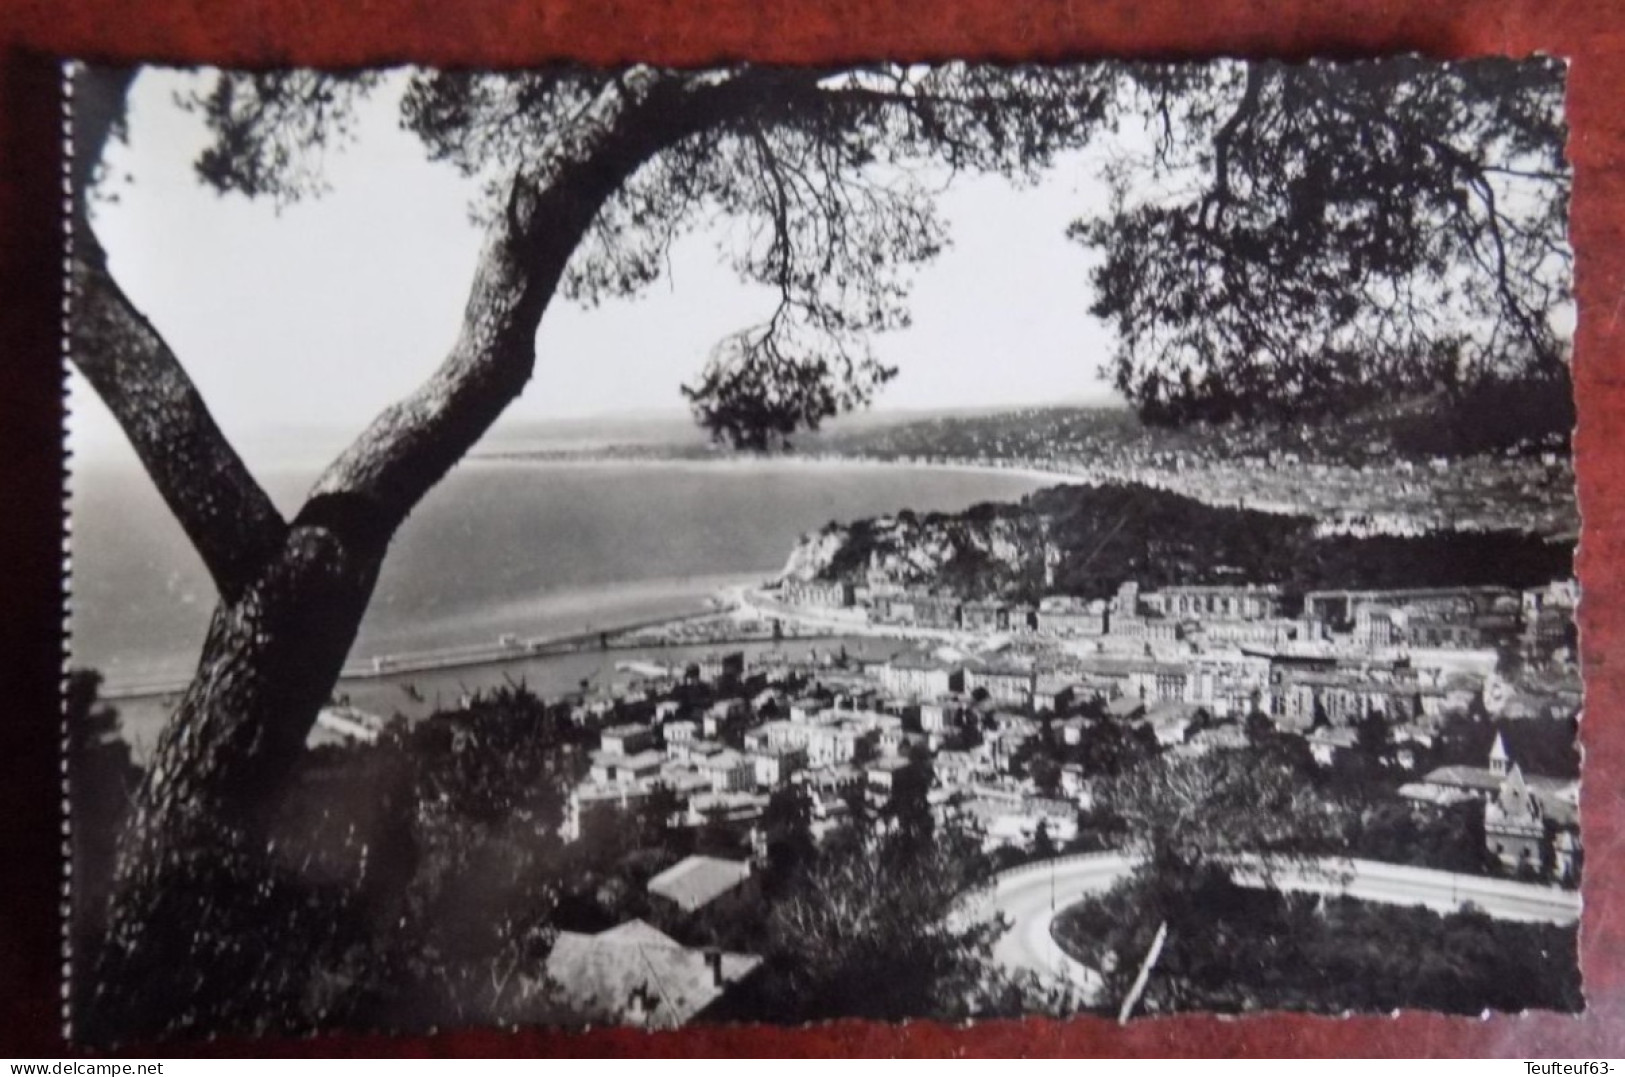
[475,393,1577,542]
[796,401,1576,541]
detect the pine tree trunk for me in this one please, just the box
[68,68,812,1043]
[78,118,688,1044]
[87,519,387,1042]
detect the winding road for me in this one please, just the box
[983,853,1135,996]
[975,851,1582,995]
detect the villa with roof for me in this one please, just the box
[541,919,761,1029]
[646,855,755,913]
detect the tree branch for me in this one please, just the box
[70,67,287,602]
[1340,94,1566,367]
[306,71,828,531]
[1199,64,1264,233]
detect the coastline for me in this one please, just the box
[87,455,1059,759]
[100,570,771,701]
[107,618,897,765]
[469,448,1089,491]
[465,447,1579,540]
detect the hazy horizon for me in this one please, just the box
[71,394,1132,471]
[68,65,1132,475]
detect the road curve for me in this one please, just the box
[976,852,1581,989]
[985,852,1138,999]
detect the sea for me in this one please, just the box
[69,456,1050,753]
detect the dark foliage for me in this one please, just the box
[66,671,142,1030]
[881,748,938,838]
[1100,747,1350,870]
[1077,59,1570,426]
[181,71,385,205]
[1379,376,1574,458]
[174,64,1110,451]
[82,823,386,1042]
[1286,531,1571,596]
[817,481,1571,603]
[168,59,1570,451]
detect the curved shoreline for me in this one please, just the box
[470,449,1088,491]
[469,448,1578,541]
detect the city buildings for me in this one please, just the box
[555,572,1579,880]
[876,654,964,700]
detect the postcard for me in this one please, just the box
[63,57,1579,1043]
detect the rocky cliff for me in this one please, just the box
[777,482,1574,603]
[779,504,1055,599]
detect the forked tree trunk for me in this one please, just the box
[82,210,587,1038]
[68,65,856,1041]
[81,189,599,1039]
[70,70,777,1042]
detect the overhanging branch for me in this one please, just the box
[305,73,810,530]
[70,67,287,602]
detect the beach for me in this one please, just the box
[72,453,1055,692]
[76,454,1061,759]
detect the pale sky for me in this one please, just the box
[70,67,1126,470]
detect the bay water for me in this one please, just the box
[70,456,1049,693]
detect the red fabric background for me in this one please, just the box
[2,0,1622,1057]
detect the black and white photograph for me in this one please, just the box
[64,56,1581,1043]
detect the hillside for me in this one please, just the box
[796,378,1574,466]
[781,483,1573,603]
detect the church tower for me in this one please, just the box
[1489,731,1510,777]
